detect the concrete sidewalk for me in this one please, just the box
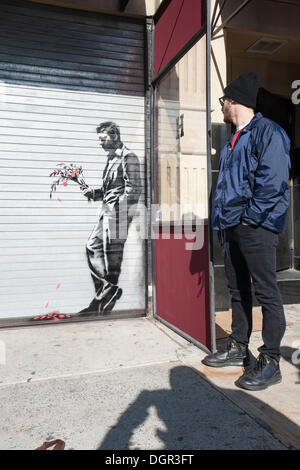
[0,306,299,450]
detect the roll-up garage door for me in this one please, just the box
[0,0,146,323]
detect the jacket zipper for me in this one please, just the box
[222,143,232,212]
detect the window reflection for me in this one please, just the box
[156,36,207,222]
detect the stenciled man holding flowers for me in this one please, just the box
[79,121,142,315]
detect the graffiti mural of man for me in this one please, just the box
[78,122,142,315]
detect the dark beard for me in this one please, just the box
[223,115,232,124]
[101,140,121,152]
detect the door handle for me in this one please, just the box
[176,114,184,139]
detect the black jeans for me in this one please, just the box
[223,224,286,362]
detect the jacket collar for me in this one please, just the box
[115,144,126,157]
[107,144,129,159]
[240,112,263,132]
[228,112,263,145]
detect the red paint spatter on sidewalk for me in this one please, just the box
[31,312,72,322]
[56,283,61,290]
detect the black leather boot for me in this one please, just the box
[235,353,282,391]
[202,338,248,368]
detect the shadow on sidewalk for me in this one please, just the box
[97,365,299,451]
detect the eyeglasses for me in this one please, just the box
[219,96,226,106]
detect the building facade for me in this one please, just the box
[0,0,299,354]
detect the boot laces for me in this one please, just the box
[226,339,238,352]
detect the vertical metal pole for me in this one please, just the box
[145,17,153,316]
[206,0,217,353]
[150,88,157,318]
[148,17,157,318]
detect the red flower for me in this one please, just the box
[49,163,86,199]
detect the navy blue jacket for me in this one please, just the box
[212,112,290,234]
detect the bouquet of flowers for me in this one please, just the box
[49,162,88,199]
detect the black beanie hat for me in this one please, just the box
[224,71,260,108]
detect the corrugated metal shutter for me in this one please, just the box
[0,0,146,320]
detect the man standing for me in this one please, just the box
[79,121,141,315]
[202,72,291,391]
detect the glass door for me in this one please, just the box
[153,35,213,351]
